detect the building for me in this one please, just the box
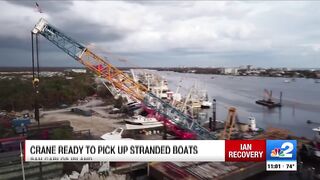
[66,69,87,73]
[221,68,238,75]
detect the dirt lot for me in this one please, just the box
[41,108,126,138]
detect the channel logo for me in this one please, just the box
[266,140,297,171]
[267,140,296,161]
[271,148,284,157]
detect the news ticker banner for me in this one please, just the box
[25,139,297,171]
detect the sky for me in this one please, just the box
[0,0,320,68]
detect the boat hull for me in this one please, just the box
[255,100,281,108]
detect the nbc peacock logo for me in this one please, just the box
[270,148,285,157]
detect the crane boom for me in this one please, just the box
[32,18,216,140]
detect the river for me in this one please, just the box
[157,71,320,139]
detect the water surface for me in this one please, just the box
[158,71,320,138]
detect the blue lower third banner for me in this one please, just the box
[266,140,297,171]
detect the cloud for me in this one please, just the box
[0,1,320,67]
[6,1,73,13]
[301,43,320,52]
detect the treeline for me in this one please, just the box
[156,67,221,74]
[0,73,96,111]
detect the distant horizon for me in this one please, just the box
[0,66,319,71]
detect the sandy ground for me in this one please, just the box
[40,98,127,138]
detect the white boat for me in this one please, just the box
[200,91,212,108]
[284,79,291,83]
[151,80,171,99]
[313,126,320,142]
[201,101,212,108]
[313,127,320,132]
[312,127,320,157]
[100,128,124,140]
[126,123,163,130]
[124,115,160,125]
[248,117,259,131]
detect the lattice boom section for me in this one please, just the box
[144,93,217,140]
[80,49,148,101]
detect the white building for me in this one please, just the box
[66,69,87,73]
[222,68,238,75]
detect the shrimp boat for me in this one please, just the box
[200,91,212,108]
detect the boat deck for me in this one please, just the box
[255,100,281,108]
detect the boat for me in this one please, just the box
[125,123,163,130]
[313,127,320,145]
[124,115,163,131]
[201,101,212,108]
[137,71,182,101]
[151,80,174,100]
[315,79,320,83]
[301,127,320,160]
[100,128,123,140]
[191,100,202,109]
[200,91,212,108]
[100,128,131,140]
[126,102,142,111]
[255,100,281,108]
[313,127,320,132]
[313,127,320,158]
[124,115,160,125]
[256,89,282,108]
[248,117,260,131]
[236,117,263,133]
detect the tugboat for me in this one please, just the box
[255,89,282,108]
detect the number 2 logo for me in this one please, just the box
[281,142,293,158]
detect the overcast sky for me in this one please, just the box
[1,0,320,68]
